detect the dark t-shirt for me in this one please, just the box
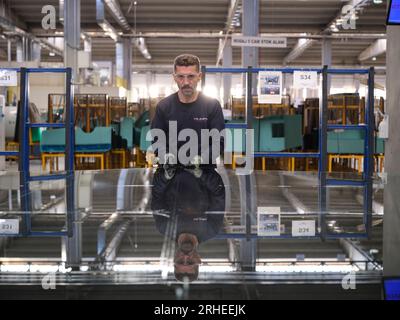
[151,92,225,165]
[151,168,225,243]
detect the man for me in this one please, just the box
[151,54,225,166]
[150,54,226,282]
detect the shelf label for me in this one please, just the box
[0,70,18,87]
[293,71,318,88]
[0,219,19,235]
[292,220,316,237]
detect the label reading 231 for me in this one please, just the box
[0,220,19,235]
[0,70,18,86]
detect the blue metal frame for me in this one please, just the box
[0,67,75,238]
[29,123,65,128]
[203,66,375,240]
[254,152,319,158]
[216,233,369,240]
[205,67,369,74]
[0,151,18,156]
[319,66,328,239]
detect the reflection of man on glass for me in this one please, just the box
[150,54,226,282]
[152,167,225,282]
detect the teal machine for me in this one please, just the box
[225,114,303,152]
[41,127,113,153]
[328,130,385,154]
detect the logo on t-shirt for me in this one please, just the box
[193,117,208,121]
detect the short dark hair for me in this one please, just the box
[174,54,201,72]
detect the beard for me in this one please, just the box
[177,233,198,253]
[180,85,195,97]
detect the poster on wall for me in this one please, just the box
[258,71,282,104]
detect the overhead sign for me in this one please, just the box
[0,70,18,87]
[0,219,19,235]
[232,36,287,48]
[293,71,318,89]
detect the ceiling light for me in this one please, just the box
[330,24,339,32]
[49,52,56,56]
[99,20,119,42]
[372,57,377,61]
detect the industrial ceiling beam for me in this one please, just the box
[283,38,316,66]
[283,0,377,64]
[104,0,130,32]
[279,174,309,214]
[0,16,63,57]
[0,0,27,30]
[97,0,151,60]
[340,239,380,271]
[33,31,387,40]
[96,0,119,42]
[0,0,62,58]
[356,193,384,216]
[216,0,241,66]
[358,39,387,62]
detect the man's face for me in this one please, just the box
[174,65,202,98]
[174,233,201,279]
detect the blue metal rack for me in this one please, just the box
[0,67,75,238]
[202,65,375,240]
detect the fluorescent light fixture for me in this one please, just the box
[199,265,235,273]
[256,264,358,273]
[330,25,339,32]
[134,37,152,60]
[112,264,169,272]
[0,264,72,273]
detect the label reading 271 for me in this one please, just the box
[0,219,19,235]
